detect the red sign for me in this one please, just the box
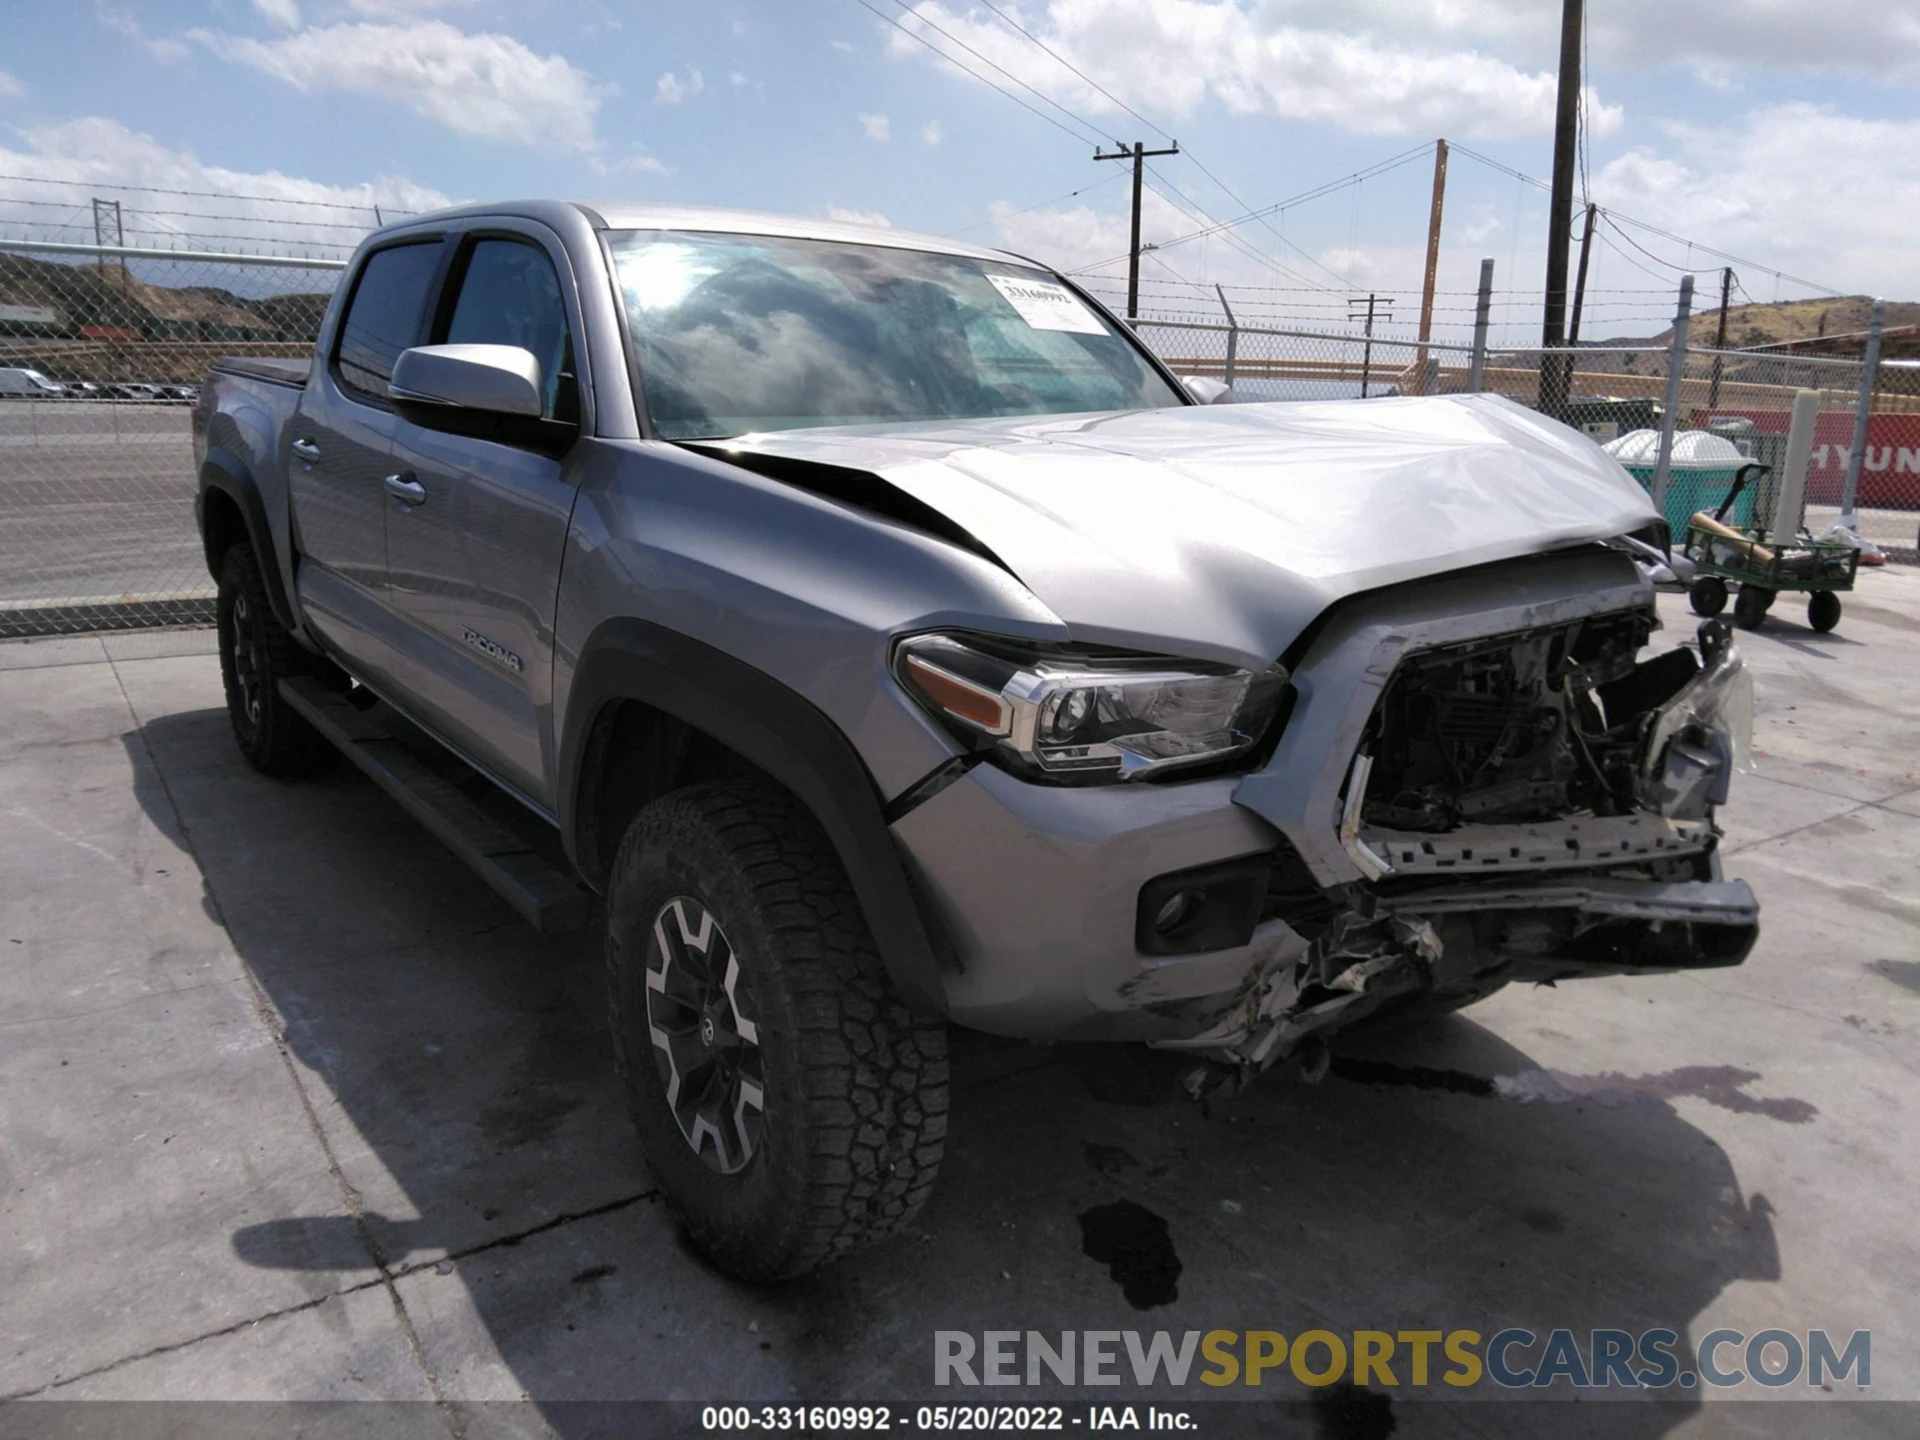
[1707,411,1920,510]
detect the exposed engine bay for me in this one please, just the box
[1169,609,1759,1094]
[1359,606,1691,832]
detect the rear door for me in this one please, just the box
[383,225,587,808]
[289,237,443,683]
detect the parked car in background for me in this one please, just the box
[194,200,1761,1281]
[0,366,67,398]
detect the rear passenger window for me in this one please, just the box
[335,241,443,399]
[440,239,578,422]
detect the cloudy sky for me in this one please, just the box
[4,1,1918,342]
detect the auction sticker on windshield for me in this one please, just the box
[986,273,1107,334]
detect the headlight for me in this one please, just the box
[895,633,1288,781]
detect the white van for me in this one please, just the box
[0,367,67,399]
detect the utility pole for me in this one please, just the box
[1707,265,1733,410]
[1562,201,1598,413]
[1094,139,1179,322]
[1414,139,1449,395]
[1567,203,1598,347]
[1349,293,1392,398]
[1538,0,1584,415]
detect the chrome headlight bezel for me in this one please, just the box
[893,632,1289,782]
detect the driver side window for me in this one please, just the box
[438,237,579,424]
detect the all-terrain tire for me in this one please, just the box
[605,779,949,1281]
[216,542,332,777]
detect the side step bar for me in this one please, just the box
[278,676,594,934]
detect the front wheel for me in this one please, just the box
[217,543,331,776]
[605,779,949,1281]
[1808,590,1842,633]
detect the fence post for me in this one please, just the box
[1650,274,1695,516]
[1838,297,1885,527]
[1214,283,1239,389]
[1467,257,1494,394]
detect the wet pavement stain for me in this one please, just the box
[1083,1142,1142,1177]
[1312,1383,1396,1440]
[1328,1056,1495,1097]
[1499,1065,1818,1122]
[1870,957,1920,995]
[1078,1200,1181,1310]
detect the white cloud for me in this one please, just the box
[886,0,1621,140]
[655,67,704,104]
[921,118,943,145]
[344,0,471,14]
[193,20,609,152]
[1251,0,1920,77]
[859,112,891,142]
[827,206,892,228]
[0,117,450,255]
[252,0,300,28]
[728,70,760,89]
[0,70,24,99]
[590,151,674,178]
[1593,103,1920,300]
[97,5,190,63]
[830,39,854,52]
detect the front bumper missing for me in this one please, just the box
[1154,873,1759,1073]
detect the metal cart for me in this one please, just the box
[1684,463,1858,633]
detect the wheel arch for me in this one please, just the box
[560,617,950,1016]
[198,448,298,632]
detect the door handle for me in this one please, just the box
[384,472,427,507]
[291,437,321,463]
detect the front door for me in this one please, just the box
[383,229,585,807]
[288,237,444,685]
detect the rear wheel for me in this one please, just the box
[1688,576,1727,617]
[216,543,331,776]
[605,779,948,1280]
[1808,590,1842,633]
[1732,584,1771,630]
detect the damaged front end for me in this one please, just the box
[1166,612,1759,1088]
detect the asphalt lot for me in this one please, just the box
[2,574,1918,1438]
[0,403,202,608]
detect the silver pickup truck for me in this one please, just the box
[194,199,1758,1280]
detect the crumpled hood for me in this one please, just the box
[716,393,1659,667]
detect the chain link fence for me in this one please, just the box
[2,232,1914,640]
[0,241,342,636]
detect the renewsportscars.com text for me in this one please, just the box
[933,1328,1870,1391]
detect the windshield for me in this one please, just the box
[608,230,1183,439]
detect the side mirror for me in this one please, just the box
[1179,375,1234,405]
[390,344,543,418]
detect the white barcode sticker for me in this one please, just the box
[985,273,1107,334]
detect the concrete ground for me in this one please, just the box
[2,573,1918,1438]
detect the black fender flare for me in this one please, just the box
[560,617,948,1016]
[197,447,298,632]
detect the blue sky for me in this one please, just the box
[4,1,1918,343]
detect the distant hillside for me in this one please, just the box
[1602,296,1920,353]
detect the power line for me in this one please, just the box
[1448,143,1845,298]
[0,171,412,214]
[970,0,1173,144]
[848,0,1100,148]
[873,0,1113,147]
[941,169,1125,237]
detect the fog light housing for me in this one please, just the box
[1135,856,1271,957]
